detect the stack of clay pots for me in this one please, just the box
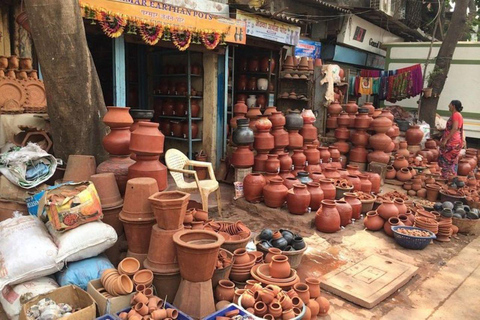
[100,266,134,298]
[63,154,97,182]
[253,116,274,172]
[144,190,190,301]
[349,108,372,170]
[128,122,167,191]
[405,124,424,154]
[97,107,135,195]
[367,109,394,164]
[231,116,255,169]
[119,177,158,266]
[325,101,342,139]
[282,55,322,73]
[333,112,351,157]
[363,197,411,237]
[285,110,304,152]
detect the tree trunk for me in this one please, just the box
[419,0,469,127]
[24,0,108,163]
[462,0,477,40]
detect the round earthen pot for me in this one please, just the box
[254,130,275,152]
[215,280,235,302]
[369,133,392,151]
[318,147,331,162]
[315,200,341,233]
[130,122,165,155]
[269,111,286,127]
[256,116,272,131]
[300,123,318,142]
[292,149,307,167]
[367,150,390,164]
[243,173,267,203]
[304,145,320,164]
[346,175,361,192]
[394,198,407,215]
[288,130,304,150]
[393,156,409,171]
[377,200,399,220]
[320,179,336,200]
[457,159,471,176]
[287,184,311,215]
[278,152,293,171]
[232,146,254,168]
[396,167,412,181]
[265,154,280,173]
[363,211,384,231]
[336,200,352,227]
[405,125,424,145]
[344,193,362,220]
[384,217,404,237]
[327,102,343,115]
[263,178,288,208]
[371,115,392,134]
[307,182,324,211]
[269,255,291,278]
[358,174,372,193]
[324,168,341,180]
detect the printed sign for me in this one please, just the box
[295,39,322,58]
[79,0,246,44]
[236,10,300,46]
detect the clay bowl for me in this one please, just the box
[218,231,231,241]
[256,264,297,283]
[233,253,256,267]
[229,270,252,282]
[118,257,141,276]
[251,251,264,263]
[133,269,154,287]
[101,269,119,286]
[250,265,300,289]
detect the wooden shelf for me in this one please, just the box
[237,71,275,76]
[153,95,203,99]
[158,116,202,121]
[165,136,202,142]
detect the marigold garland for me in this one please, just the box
[98,11,126,38]
[201,31,221,50]
[139,24,164,45]
[172,30,192,51]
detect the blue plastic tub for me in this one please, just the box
[117,301,193,320]
[202,303,255,320]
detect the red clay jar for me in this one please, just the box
[97,155,135,195]
[271,127,289,149]
[328,146,341,160]
[355,113,372,129]
[310,171,325,183]
[393,156,409,171]
[288,130,304,150]
[300,123,318,142]
[346,165,361,176]
[292,149,306,167]
[344,193,362,220]
[394,198,407,215]
[287,184,311,215]
[327,102,342,115]
[315,200,341,233]
[130,122,165,155]
[265,154,280,173]
[293,283,310,304]
[254,130,274,152]
[256,116,272,131]
[305,278,321,299]
[384,217,404,237]
[215,280,235,302]
[269,255,291,278]
[458,159,471,176]
[243,173,267,203]
[363,211,384,231]
[345,175,361,192]
[182,122,198,139]
[369,133,392,151]
[320,179,336,200]
[253,152,269,172]
[283,177,298,190]
[405,125,424,145]
[358,174,372,193]
[263,178,288,208]
[336,200,352,226]
[319,147,331,162]
[396,167,412,181]
[278,152,293,171]
[232,146,254,168]
[127,154,168,191]
[191,100,200,117]
[385,166,396,179]
[307,182,324,211]
[345,101,358,114]
[377,200,399,220]
[367,172,381,194]
[304,145,320,165]
[324,168,341,179]
[269,111,286,127]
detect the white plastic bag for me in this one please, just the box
[0,277,58,320]
[0,216,63,291]
[47,221,117,263]
[418,121,431,147]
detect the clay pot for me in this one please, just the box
[291,149,306,167]
[232,146,254,168]
[305,278,321,299]
[232,118,254,146]
[97,155,135,195]
[269,254,291,278]
[269,111,286,127]
[254,301,267,317]
[369,133,392,151]
[377,200,399,220]
[405,125,424,145]
[396,167,412,181]
[393,156,409,171]
[118,257,140,276]
[285,110,304,130]
[293,283,310,304]
[426,184,440,202]
[367,150,390,164]
[363,211,384,231]
[336,200,352,226]
[358,174,372,193]
[288,130,304,150]
[310,171,325,183]
[253,152,269,172]
[254,130,274,152]
[278,153,293,171]
[458,159,471,176]
[182,122,199,139]
[263,178,288,208]
[355,113,372,130]
[130,122,164,155]
[127,154,168,191]
[300,123,318,143]
[385,166,396,179]
[384,217,404,237]
[256,94,267,108]
[265,154,280,173]
[64,155,96,182]
[214,280,235,302]
[243,174,267,203]
[326,115,338,129]
[315,200,341,233]
[320,179,336,200]
[144,224,183,273]
[173,230,224,282]
[307,182,324,211]
[323,168,340,180]
[121,177,157,220]
[327,102,342,116]
[344,193,362,220]
[90,173,123,209]
[304,145,320,164]
[149,191,190,229]
[287,184,311,215]
[371,116,392,134]
[394,198,407,215]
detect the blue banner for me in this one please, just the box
[295,40,322,59]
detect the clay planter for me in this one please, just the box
[363,211,384,231]
[287,184,311,215]
[384,217,404,237]
[336,200,352,227]
[263,178,288,208]
[149,191,190,230]
[64,155,96,182]
[315,200,341,233]
[344,193,362,220]
[130,122,165,155]
[231,146,254,168]
[173,230,224,282]
[320,179,336,200]
[127,155,168,191]
[122,177,158,220]
[89,173,123,209]
[269,254,291,278]
[119,216,155,254]
[243,173,267,203]
[377,200,399,220]
[405,125,424,145]
[307,182,324,211]
[144,224,184,273]
[215,280,235,302]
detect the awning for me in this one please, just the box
[298,0,351,13]
[79,0,246,50]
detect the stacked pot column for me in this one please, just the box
[300,108,321,173]
[145,190,190,302]
[253,114,274,172]
[119,177,158,266]
[231,118,255,169]
[269,111,292,179]
[326,101,342,137]
[285,110,305,175]
[350,108,372,169]
[97,107,136,195]
[128,122,168,191]
[333,112,351,161]
[367,110,393,164]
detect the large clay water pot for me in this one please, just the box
[377,200,399,220]
[336,200,352,227]
[307,182,324,211]
[243,173,267,203]
[405,125,424,145]
[315,200,340,233]
[363,211,384,231]
[263,178,288,208]
[319,179,336,200]
[287,184,311,215]
[344,193,362,220]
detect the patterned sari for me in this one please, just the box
[438,112,463,178]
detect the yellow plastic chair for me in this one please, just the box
[165,149,222,217]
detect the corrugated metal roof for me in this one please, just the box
[231,4,306,24]
[299,0,351,13]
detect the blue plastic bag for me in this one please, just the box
[55,255,114,290]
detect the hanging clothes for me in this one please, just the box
[358,77,373,95]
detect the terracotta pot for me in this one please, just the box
[307,182,324,211]
[396,167,412,181]
[278,152,293,171]
[371,116,392,134]
[287,130,303,150]
[293,283,310,304]
[323,168,340,180]
[393,198,407,215]
[355,113,372,129]
[173,230,224,282]
[304,145,320,165]
[253,152,269,172]
[149,191,190,230]
[458,159,471,176]
[326,115,338,129]
[287,184,311,215]
[345,175,361,192]
[269,254,291,278]
[64,155,96,182]
[367,150,390,164]
[327,102,343,116]
[255,116,272,132]
[358,174,372,193]
[335,126,350,140]
[385,166,396,180]
[392,155,409,171]
[344,193,362,220]
[363,211,384,231]
[130,122,164,155]
[263,178,288,208]
[384,217,404,237]
[214,280,235,302]
[291,149,306,167]
[320,179,336,200]
[405,125,424,145]
[369,133,392,151]
[90,173,123,209]
[102,204,124,236]
[269,111,286,127]
[310,171,325,183]
[333,140,350,154]
[243,174,267,203]
[127,154,168,191]
[145,225,183,273]
[254,301,267,317]
[232,146,254,168]
[315,200,341,233]
[120,217,155,254]
[336,200,353,226]
[181,122,198,139]
[377,200,399,220]
[121,177,157,220]
[97,155,135,195]
[367,172,381,194]
[300,123,318,143]
[254,130,274,152]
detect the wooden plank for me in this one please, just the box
[321,254,418,308]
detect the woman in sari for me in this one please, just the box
[438,100,464,178]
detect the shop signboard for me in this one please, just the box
[147,0,229,18]
[236,10,300,46]
[79,0,246,44]
[295,39,322,58]
[337,15,403,56]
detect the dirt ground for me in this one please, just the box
[211,182,477,319]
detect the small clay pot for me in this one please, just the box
[305,278,321,299]
[214,280,235,302]
[118,257,140,276]
[363,211,384,231]
[293,283,310,304]
[269,255,291,278]
[89,173,123,209]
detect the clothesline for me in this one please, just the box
[349,64,423,102]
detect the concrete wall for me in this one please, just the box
[202,52,219,167]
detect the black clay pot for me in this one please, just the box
[260,228,274,241]
[271,236,288,250]
[433,202,443,212]
[452,213,462,219]
[454,201,464,210]
[442,201,454,210]
[291,236,306,250]
[232,118,255,145]
[467,210,479,219]
[441,208,453,217]
[280,229,294,244]
[358,108,369,114]
[297,171,313,185]
[285,110,303,131]
[284,246,295,252]
[130,109,154,120]
[258,240,273,251]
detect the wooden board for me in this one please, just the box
[321,254,418,308]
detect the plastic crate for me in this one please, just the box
[117,301,193,320]
[96,314,119,320]
[202,303,255,320]
[392,226,436,250]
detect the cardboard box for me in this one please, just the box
[88,279,133,316]
[19,285,96,320]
